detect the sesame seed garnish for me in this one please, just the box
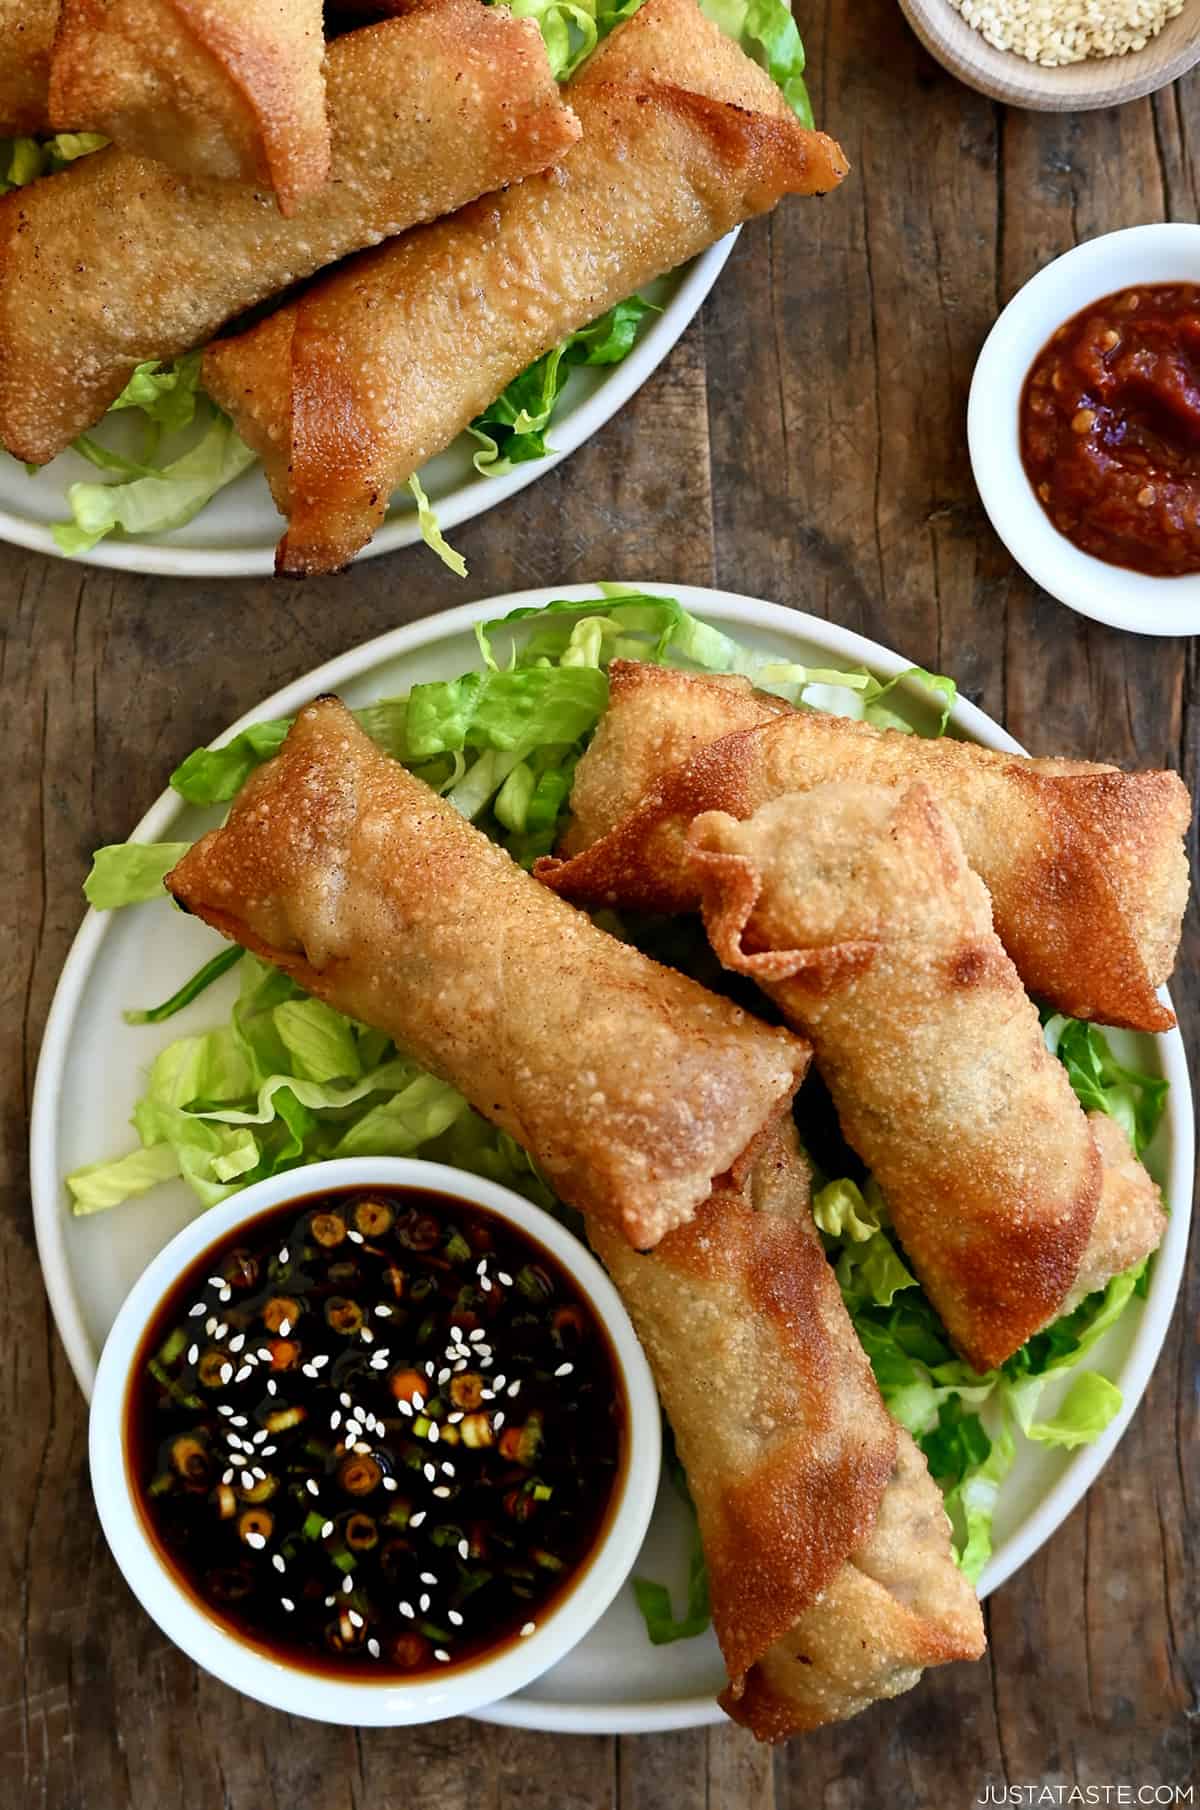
[508,1381,521,1398]
[432,1486,452,1498]
[306,1479,320,1497]
[214,1323,229,1344]
[321,1520,334,1539]
[428,1423,440,1444]
[348,1609,364,1629]
[441,1462,455,1478]
[231,1415,248,1427]
[492,1375,506,1391]
[266,1379,278,1396]
[498,1273,513,1287]
[437,1367,451,1384]
[382,1477,398,1492]
[375,1304,392,1318]
[347,1229,364,1244]
[399,1601,414,1618]
[312,1354,330,1369]
[447,1411,463,1424]
[419,1593,431,1612]
[342,1574,354,1596]
[555,1363,574,1377]
[246,1531,266,1551]
[434,1649,450,1663]
[411,1392,425,1412]
[397,1400,413,1418]
[448,1610,464,1626]
[469,1329,486,1343]
[219,1287,232,1305]
[370,1355,388,1371]
[241,1471,255,1490]
[278,1319,291,1339]
[252,1429,269,1444]
[325,1595,336,1608]
[229,1334,246,1354]
[458,1539,469,1560]
[221,1468,233,1485]
[261,1444,277,1456]
[410,1511,426,1528]
[186,1343,200,1366]
[520,1622,535,1638]
[453,1359,468,1373]
[220,1364,234,1385]
[252,1468,266,1482]
[302,1364,318,1379]
[235,1365,253,1384]
[423,1463,436,1482]
[339,1392,352,1407]
[493,1412,505,1430]
[218,1404,234,1418]
[278,1247,288,1265]
[272,1554,286,1573]
[345,1421,362,1442]
[480,1276,492,1292]
[205,1317,218,1335]
[361,1327,374,1344]
[188,1303,206,1318]
[368,1638,381,1658]
[330,1410,341,1431]
[420,1571,437,1585]
[280,1597,295,1612]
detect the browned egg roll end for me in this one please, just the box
[0,0,56,134]
[49,0,331,213]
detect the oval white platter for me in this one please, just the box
[30,583,1193,1733]
[0,241,732,579]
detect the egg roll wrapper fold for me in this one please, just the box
[592,1113,984,1736]
[686,783,1164,1371]
[0,0,580,463]
[0,0,56,132]
[201,0,848,575]
[49,0,330,211]
[165,698,808,1252]
[537,661,1189,1033]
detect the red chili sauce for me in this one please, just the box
[1019,283,1200,578]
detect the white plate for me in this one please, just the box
[0,243,732,579]
[30,583,1193,1733]
[969,224,1200,639]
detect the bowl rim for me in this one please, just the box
[968,222,1200,638]
[88,1154,662,1727]
[896,0,1200,110]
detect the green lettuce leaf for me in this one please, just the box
[170,719,290,805]
[124,946,244,1024]
[690,0,812,123]
[1044,1015,1169,1157]
[84,842,192,908]
[0,131,106,195]
[54,408,256,555]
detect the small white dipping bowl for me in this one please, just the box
[89,1156,660,1727]
[969,222,1200,637]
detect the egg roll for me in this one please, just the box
[591,1112,985,1739]
[686,784,1165,1372]
[0,0,56,132]
[200,0,848,575]
[537,661,1190,1034]
[49,0,330,212]
[0,0,580,464]
[165,698,808,1252]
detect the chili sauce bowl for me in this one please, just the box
[968,222,1200,637]
[88,1157,661,1727]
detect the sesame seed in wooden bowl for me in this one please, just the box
[897,0,1200,110]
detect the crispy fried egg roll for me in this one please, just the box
[200,0,848,575]
[165,698,808,1252]
[537,662,1189,1033]
[0,0,56,132]
[686,784,1165,1371]
[591,1113,985,1738]
[49,0,330,212]
[0,0,579,464]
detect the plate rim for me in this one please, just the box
[29,581,1194,1735]
[0,239,734,579]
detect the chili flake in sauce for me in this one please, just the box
[1020,282,1200,577]
[127,1186,626,1679]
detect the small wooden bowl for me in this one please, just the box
[897,0,1200,109]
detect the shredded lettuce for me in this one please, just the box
[0,131,105,194]
[632,1437,712,1642]
[84,842,192,909]
[72,593,1167,1630]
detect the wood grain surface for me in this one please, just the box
[3,2,1197,1804]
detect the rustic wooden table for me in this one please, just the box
[4,5,1197,1805]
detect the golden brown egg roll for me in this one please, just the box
[49,0,330,212]
[591,1113,985,1738]
[685,784,1165,1372]
[200,0,848,575]
[165,698,809,1252]
[0,0,56,132]
[0,0,580,464]
[537,661,1190,1034]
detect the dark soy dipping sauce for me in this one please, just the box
[127,1187,627,1680]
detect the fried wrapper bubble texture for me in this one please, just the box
[0,0,580,463]
[201,0,848,575]
[687,784,1165,1371]
[536,661,1189,1034]
[592,1113,985,1738]
[49,0,330,212]
[165,697,809,1252]
[0,0,56,132]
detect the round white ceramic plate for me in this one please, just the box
[30,584,1193,1733]
[0,242,732,579]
